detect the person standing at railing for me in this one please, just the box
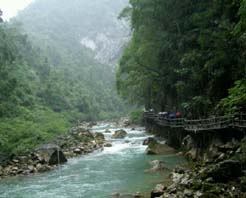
[168,113,176,118]
[158,112,168,118]
[176,111,182,118]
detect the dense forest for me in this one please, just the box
[117,0,246,117]
[0,0,245,165]
[0,0,129,162]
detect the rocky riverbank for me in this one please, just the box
[0,117,133,180]
[150,136,246,198]
[0,122,107,179]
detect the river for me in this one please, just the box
[0,124,185,198]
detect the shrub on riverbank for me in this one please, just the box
[0,107,70,163]
[129,109,143,125]
[0,19,129,164]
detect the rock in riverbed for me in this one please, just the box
[149,138,246,198]
[0,123,106,179]
[151,184,166,198]
[145,160,169,173]
[37,144,67,165]
[112,129,127,139]
[145,141,176,155]
[104,143,113,147]
[104,129,112,133]
[94,132,105,145]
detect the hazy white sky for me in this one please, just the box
[0,0,33,20]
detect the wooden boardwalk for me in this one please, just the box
[144,112,246,132]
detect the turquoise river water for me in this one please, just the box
[0,124,185,198]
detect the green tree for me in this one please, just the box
[117,0,246,117]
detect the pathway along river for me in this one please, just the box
[0,124,185,198]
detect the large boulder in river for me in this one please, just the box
[145,142,176,155]
[36,144,67,165]
[145,160,169,173]
[70,127,94,142]
[94,132,105,144]
[112,129,127,139]
[76,130,95,143]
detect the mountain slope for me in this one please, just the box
[0,0,131,161]
[18,0,130,65]
[15,0,130,120]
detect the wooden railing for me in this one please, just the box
[144,112,246,132]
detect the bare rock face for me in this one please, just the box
[112,129,127,139]
[36,144,67,165]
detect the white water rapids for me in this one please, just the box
[0,124,185,198]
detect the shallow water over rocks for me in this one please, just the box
[0,124,185,198]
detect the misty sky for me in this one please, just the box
[0,0,33,20]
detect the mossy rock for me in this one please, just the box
[112,129,127,139]
[94,132,105,144]
[76,131,94,143]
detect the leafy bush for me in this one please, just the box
[0,107,70,160]
[129,109,143,125]
[216,80,246,114]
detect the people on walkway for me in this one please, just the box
[148,109,183,119]
[176,111,182,118]
[158,112,168,118]
[168,113,176,118]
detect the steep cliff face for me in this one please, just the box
[17,0,130,66]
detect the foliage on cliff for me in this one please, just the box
[0,23,70,160]
[0,0,129,161]
[117,0,246,116]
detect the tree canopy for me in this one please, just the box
[0,1,130,161]
[117,0,246,117]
